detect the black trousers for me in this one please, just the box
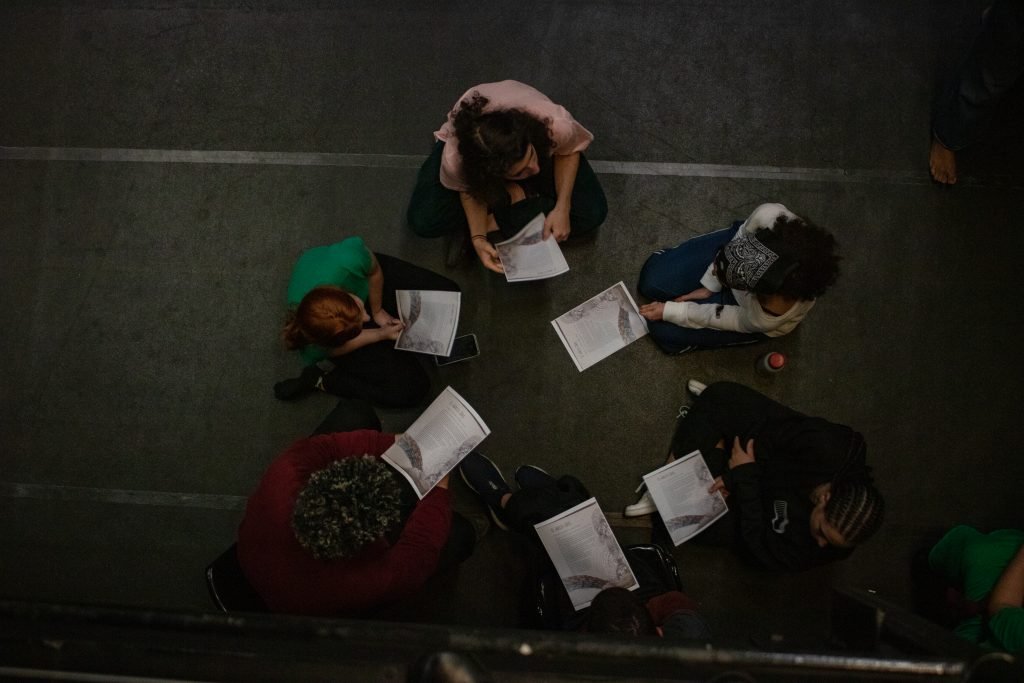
[669,381,801,478]
[319,253,460,409]
[311,398,474,568]
[406,140,608,239]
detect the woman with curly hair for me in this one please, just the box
[637,203,840,354]
[273,236,459,408]
[407,80,608,272]
[238,398,475,616]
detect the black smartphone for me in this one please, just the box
[435,334,480,366]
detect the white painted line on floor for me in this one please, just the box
[0,481,651,527]
[4,144,1012,186]
[589,159,931,185]
[0,667,202,683]
[0,482,246,511]
[0,145,421,169]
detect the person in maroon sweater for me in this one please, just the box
[237,399,473,616]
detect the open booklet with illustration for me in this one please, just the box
[394,290,461,357]
[381,386,490,499]
[534,498,639,611]
[494,213,569,282]
[550,281,649,371]
[642,450,729,546]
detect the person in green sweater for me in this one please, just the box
[928,525,1024,654]
[274,236,459,408]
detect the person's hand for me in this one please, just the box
[728,437,755,469]
[639,302,665,321]
[378,321,405,341]
[708,476,730,499]
[373,309,400,329]
[674,287,713,302]
[543,205,571,242]
[472,237,504,274]
[436,473,451,490]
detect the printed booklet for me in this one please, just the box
[642,450,729,545]
[395,290,461,357]
[534,497,639,610]
[382,386,490,499]
[551,281,649,371]
[494,213,570,282]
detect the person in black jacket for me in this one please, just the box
[625,382,885,572]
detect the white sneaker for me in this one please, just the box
[624,490,657,517]
[687,379,707,396]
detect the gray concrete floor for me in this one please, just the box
[2,0,1023,653]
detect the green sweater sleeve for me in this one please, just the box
[989,606,1024,654]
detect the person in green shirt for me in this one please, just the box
[928,525,1024,654]
[274,236,459,408]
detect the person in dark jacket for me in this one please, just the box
[458,453,711,640]
[624,382,884,572]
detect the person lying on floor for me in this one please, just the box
[625,381,884,572]
[407,80,608,271]
[237,399,474,616]
[637,203,840,354]
[273,235,459,408]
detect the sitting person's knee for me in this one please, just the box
[571,200,608,236]
[407,204,446,238]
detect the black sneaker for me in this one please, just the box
[458,452,511,530]
[273,365,324,401]
[514,464,556,490]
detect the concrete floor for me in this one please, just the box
[2,0,1023,655]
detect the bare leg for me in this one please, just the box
[929,137,958,185]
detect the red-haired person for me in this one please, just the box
[274,237,459,408]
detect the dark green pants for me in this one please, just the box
[406,141,608,239]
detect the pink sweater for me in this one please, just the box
[434,80,594,191]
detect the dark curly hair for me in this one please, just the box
[291,456,401,560]
[752,215,840,300]
[451,93,553,207]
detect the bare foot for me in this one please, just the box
[929,138,957,185]
[504,181,526,203]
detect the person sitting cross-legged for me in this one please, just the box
[625,381,885,572]
[274,236,460,408]
[637,203,839,354]
[458,452,710,641]
[407,80,608,271]
[237,399,475,616]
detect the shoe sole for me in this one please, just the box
[623,505,657,518]
[459,461,510,531]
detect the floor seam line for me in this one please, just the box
[4,145,1018,187]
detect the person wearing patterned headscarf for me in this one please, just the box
[637,203,840,354]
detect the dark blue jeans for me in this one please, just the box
[638,223,766,354]
[932,0,1024,151]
